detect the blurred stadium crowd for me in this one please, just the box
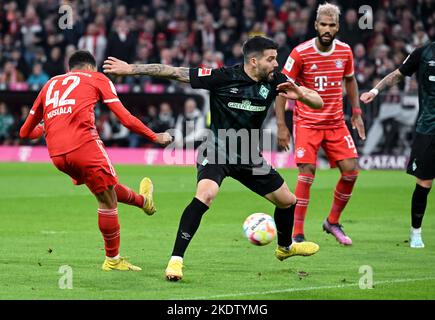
[0,0,434,154]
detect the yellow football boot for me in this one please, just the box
[140,177,156,215]
[102,257,142,271]
[165,259,183,281]
[275,241,320,261]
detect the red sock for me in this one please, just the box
[114,184,144,208]
[292,174,314,237]
[98,208,120,258]
[328,171,358,224]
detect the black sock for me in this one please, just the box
[274,204,295,248]
[171,197,209,257]
[411,184,431,229]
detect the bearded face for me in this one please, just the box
[315,14,339,48]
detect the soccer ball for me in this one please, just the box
[243,213,277,246]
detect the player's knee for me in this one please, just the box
[280,193,297,208]
[195,190,217,206]
[342,170,359,182]
[298,163,316,175]
[275,187,297,209]
[95,187,117,208]
[417,179,433,188]
[340,159,359,173]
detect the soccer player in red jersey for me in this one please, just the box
[276,3,366,245]
[20,51,172,271]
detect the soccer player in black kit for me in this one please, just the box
[361,41,435,249]
[104,36,324,281]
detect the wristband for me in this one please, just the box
[352,107,362,115]
[369,88,379,96]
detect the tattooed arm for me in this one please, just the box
[103,57,190,83]
[130,64,190,83]
[360,69,404,104]
[373,69,404,92]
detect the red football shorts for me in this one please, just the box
[293,125,358,167]
[51,139,118,194]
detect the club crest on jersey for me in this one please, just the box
[335,59,343,69]
[198,68,212,77]
[284,57,294,72]
[296,147,306,158]
[259,85,269,99]
[412,159,417,171]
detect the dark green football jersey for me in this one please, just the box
[399,42,435,135]
[189,64,287,164]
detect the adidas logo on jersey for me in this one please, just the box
[310,64,318,70]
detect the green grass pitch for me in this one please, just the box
[0,162,434,300]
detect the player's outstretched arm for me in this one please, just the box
[19,94,44,139]
[103,57,190,83]
[277,81,323,109]
[360,69,404,104]
[105,101,172,146]
[22,124,44,139]
[20,123,44,139]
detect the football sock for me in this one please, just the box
[411,184,431,229]
[293,174,314,237]
[171,198,209,257]
[328,171,358,224]
[114,183,144,208]
[274,204,296,248]
[411,227,422,234]
[170,256,183,262]
[98,207,120,258]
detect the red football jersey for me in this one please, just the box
[20,71,157,156]
[282,38,354,129]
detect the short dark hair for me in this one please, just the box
[68,50,96,70]
[242,36,278,61]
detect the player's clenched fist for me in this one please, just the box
[277,125,291,152]
[360,92,376,104]
[155,132,173,146]
[103,57,132,75]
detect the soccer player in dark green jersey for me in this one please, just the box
[361,41,435,248]
[104,36,323,281]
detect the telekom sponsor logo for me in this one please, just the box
[18,146,33,162]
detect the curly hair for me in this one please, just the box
[316,2,341,23]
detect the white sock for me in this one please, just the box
[107,254,120,260]
[170,256,183,262]
[412,227,422,234]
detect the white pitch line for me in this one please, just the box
[173,276,435,300]
[40,230,67,234]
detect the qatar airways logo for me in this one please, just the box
[314,76,328,92]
